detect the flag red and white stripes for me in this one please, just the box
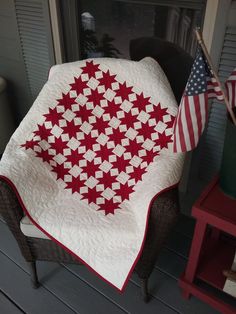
[208,77,224,101]
[173,48,224,153]
[225,68,236,108]
[173,93,208,152]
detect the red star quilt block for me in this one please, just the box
[22,60,175,215]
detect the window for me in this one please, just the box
[79,0,206,59]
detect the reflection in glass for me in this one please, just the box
[79,0,205,59]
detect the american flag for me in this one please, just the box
[173,48,224,153]
[225,68,236,108]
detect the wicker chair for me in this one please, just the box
[0,179,178,301]
[0,38,193,301]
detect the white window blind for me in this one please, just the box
[15,0,55,99]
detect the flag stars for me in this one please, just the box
[186,49,211,96]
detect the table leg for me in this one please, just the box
[182,219,207,299]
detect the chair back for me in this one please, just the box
[130,37,193,104]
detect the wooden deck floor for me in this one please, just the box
[0,214,221,314]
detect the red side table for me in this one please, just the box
[179,177,236,314]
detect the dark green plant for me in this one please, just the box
[81,28,121,58]
[97,33,121,58]
[81,29,98,58]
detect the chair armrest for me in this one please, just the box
[0,179,24,223]
[0,178,34,261]
[135,187,179,279]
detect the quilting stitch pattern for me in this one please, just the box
[22,60,175,215]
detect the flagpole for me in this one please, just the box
[195,28,236,126]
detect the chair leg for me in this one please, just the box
[141,278,150,302]
[28,261,40,289]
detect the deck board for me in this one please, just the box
[0,215,223,314]
[0,252,75,314]
[131,268,219,314]
[62,263,178,314]
[0,291,24,314]
[155,248,187,280]
[37,261,126,314]
[0,221,127,314]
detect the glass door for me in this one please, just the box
[78,0,206,59]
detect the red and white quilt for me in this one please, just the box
[0,57,184,290]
